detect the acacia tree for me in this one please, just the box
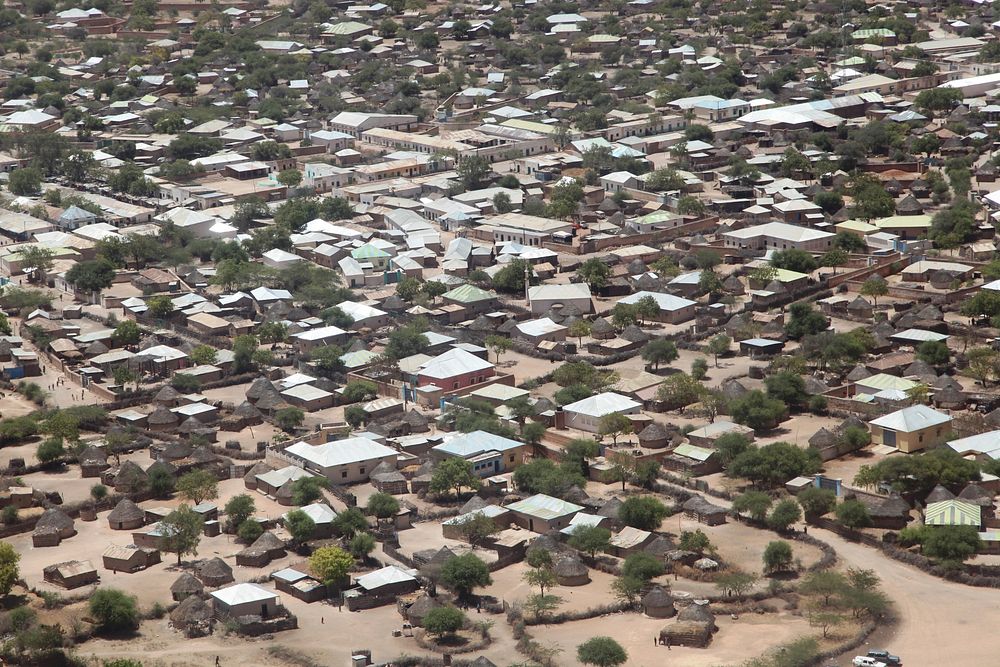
[160,505,203,565]
[598,413,633,446]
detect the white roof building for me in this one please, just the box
[869,404,952,433]
[562,392,642,418]
[210,583,277,607]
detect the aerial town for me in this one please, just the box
[5,0,1000,666]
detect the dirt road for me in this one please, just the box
[816,529,1000,665]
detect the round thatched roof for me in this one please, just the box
[925,484,956,503]
[197,557,234,585]
[148,405,179,426]
[720,379,748,401]
[959,483,992,502]
[460,496,490,514]
[254,388,287,411]
[598,497,623,519]
[846,364,872,382]
[804,376,829,395]
[170,593,213,626]
[808,427,837,448]
[407,593,443,624]
[116,461,149,487]
[244,462,271,485]
[154,385,180,404]
[621,325,648,343]
[109,498,145,524]
[79,445,107,465]
[677,600,716,628]
[178,417,204,434]
[246,377,278,403]
[553,555,587,578]
[871,494,910,518]
[642,585,674,608]
[562,485,589,504]
[35,508,74,534]
[234,401,264,419]
[171,572,205,597]
[591,317,615,338]
[245,531,285,554]
[162,440,193,459]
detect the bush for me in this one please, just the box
[619,496,669,530]
[423,606,466,638]
[89,589,139,633]
[237,519,264,543]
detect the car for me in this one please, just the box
[853,657,887,667]
[867,650,901,665]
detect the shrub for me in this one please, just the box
[88,589,139,633]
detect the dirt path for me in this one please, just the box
[816,529,1000,665]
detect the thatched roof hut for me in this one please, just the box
[644,535,675,558]
[808,428,838,449]
[402,409,430,433]
[597,497,623,521]
[115,461,149,493]
[108,498,145,530]
[171,572,205,601]
[419,546,457,580]
[590,318,615,340]
[553,555,589,586]
[846,364,872,383]
[246,377,278,403]
[460,496,490,514]
[162,440,193,460]
[677,600,716,630]
[643,585,676,618]
[562,485,589,504]
[404,593,443,626]
[197,557,234,587]
[925,484,956,504]
[638,422,670,449]
[154,385,181,406]
[170,594,214,637]
[243,462,271,490]
[958,484,993,506]
[932,386,965,409]
[35,508,75,538]
[147,405,179,430]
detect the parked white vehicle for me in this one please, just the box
[853,657,887,667]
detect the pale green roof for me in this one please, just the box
[836,56,866,66]
[872,215,932,230]
[442,283,495,304]
[325,20,372,35]
[673,444,715,462]
[924,499,980,526]
[772,268,809,283]
[856,373,920,392]
[500,118,568,135]
[836,220,878,234]
[351,244,390,259]
[852,28,895,38]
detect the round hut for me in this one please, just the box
[642,585,676,618]
[171,571,205,602]
[236,531,286,567]
[660,600,716,648]
[590,318,615,340]
[925,484,956,504]
[562,485,590,505]
[246,377,278,404]
[170,594,214,637]
[404,593,443,627]
[161,440,193,461]
[553,555,590,586]
[32,508,76,547]
[115,461,149,493]
[638,422,670,449]
[154,385,181,407]
[243,462,271,491]
[108,498,145,530]
[197,557,234,587]
[147,405,179,432]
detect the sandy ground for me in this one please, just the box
[537,610,812,667]
[816,529,1000,666]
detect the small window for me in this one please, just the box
[453,382,459,390]
[919,434,924,443]
[359,467,365,475]
[341,470,348,478]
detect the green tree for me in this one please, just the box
[799,571,848,607]
[568,524,611,557]
[333,507,368,538]
[160,505,203,565]
[66,258,116,293]
[224,494,255,532]
[729,390,788,431]
[916,340,950,366]
[484,334,512,364]
[310,546,354,591]
[771,249,818,274]
[619,496,668,530]
[348,532,376,559]
[291,476,328,506]
[577,258,611,290]
[0,541,20,596]
[797,487,836,518]
[457,155,490,188]
[89,589,139,633]
[762,540,793,574]
[835,499,872,530]
[765,371,809,410]
[8,167,41,195]
[598,412,633,445]
[621,552,663,581]
[715,570,758,600]
[728,441,820,488]
[366,492,400,526]
[113,320,141,347]
[189,345,217,366]
[785,302,828,340]
[440,553,491,599]
[705,334,731,367]
[641,339,678,370]
[860,277,888,307]
[430,457,480,497]
[679,529,713,555]
[922,524,981,564]
[455,513,500,548]
[36,437,65,465]
[175,469,218,505]
[284,509,316,545]
[275,407,305,432]
[850,173,895,221]
[19,246,54,281]
[733,490,772,522]
[768,500,802,531]
[423,606,466,639]
[577,636,627,667]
